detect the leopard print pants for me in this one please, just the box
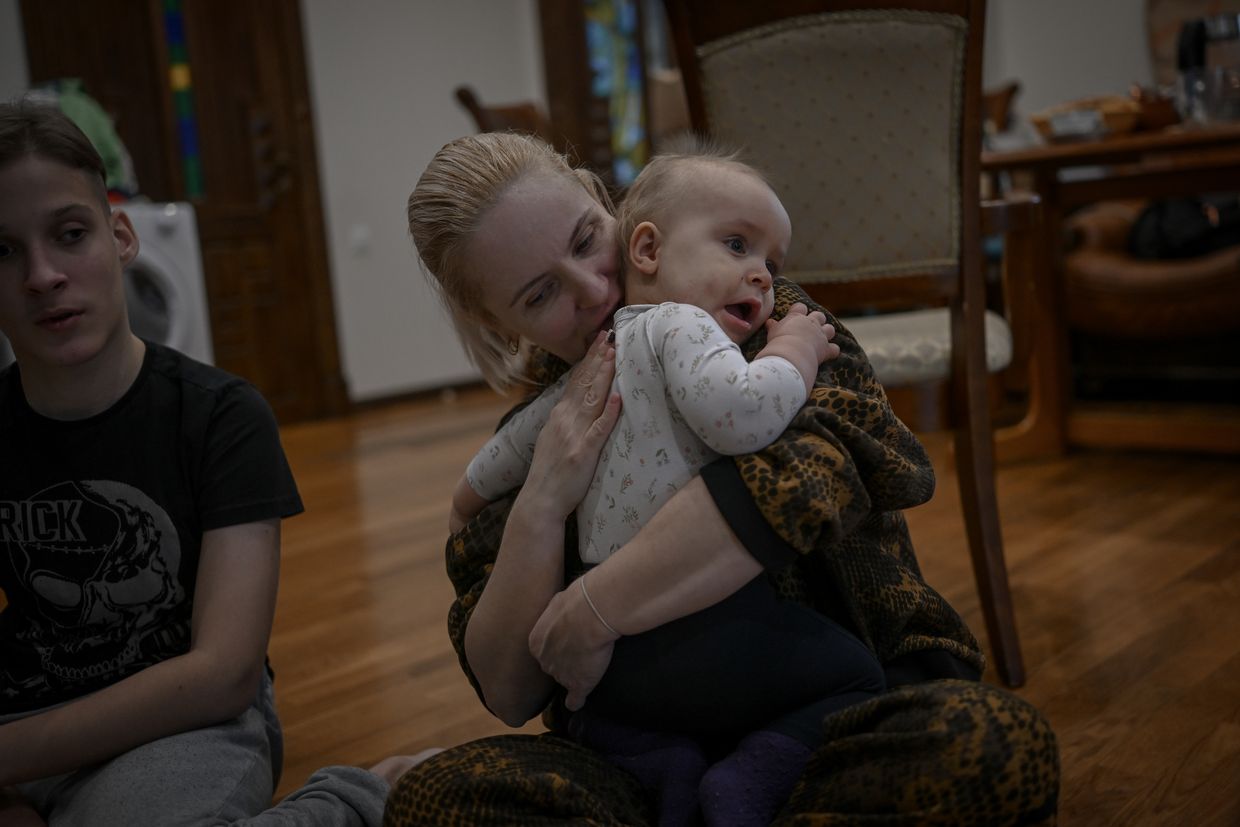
[384,679,1058,826]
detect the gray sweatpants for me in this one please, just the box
[7,673,389,826]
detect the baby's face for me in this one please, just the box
[642,167,791,344]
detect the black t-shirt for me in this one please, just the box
[0,342,303,714]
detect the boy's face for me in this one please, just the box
[0,155,138,372]
[632,167,791,345]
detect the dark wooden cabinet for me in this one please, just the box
[20,0,347,423]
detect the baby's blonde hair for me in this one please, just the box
[408,132,613,391]
[616,136,768,274]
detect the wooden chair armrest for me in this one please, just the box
[985,191,1048,380]
[981,190,1041,235]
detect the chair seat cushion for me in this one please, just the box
[843,307,1012,386]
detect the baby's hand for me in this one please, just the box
[759,302,840,396]
[765,302,839,365]
[450,475,492,533]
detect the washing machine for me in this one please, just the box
[121,201,215,365]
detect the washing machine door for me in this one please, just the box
[125,258,176,347]
[120,203,214,365]
[0,331,13,369]
[123,243,197,356]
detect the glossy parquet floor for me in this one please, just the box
[270,386,1240,825]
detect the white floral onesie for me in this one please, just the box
[466,302,808,564]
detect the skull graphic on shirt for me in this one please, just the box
[0,480,184,691]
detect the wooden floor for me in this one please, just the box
[270,386,1240,825]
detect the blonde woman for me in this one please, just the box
[385,132,1058,827]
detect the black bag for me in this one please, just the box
[1128,193,1240,259]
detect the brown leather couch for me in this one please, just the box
[1064,199,1240,339]
[1063,200,1240,404]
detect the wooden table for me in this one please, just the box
[982,123,1240,459]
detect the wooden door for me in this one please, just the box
[20,0,347,423]
[175,0,346,422]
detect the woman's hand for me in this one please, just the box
[520,331,622,522]
[529,574,621,711]
[462,332,622,725]
[526,477,763,713]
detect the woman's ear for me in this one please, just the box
[111,209,140,267]
[628,221,661,276]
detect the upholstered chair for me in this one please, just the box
[665,0,1029,686]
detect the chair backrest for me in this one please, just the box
[453,85,562,151]
[663,0,986,313]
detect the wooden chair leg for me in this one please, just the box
[951,268,1026,686]
[953,381,1026,688]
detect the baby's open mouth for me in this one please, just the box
[725,301,758,323]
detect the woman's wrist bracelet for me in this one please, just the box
[579,573,621,638]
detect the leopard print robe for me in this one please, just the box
[386,280,1058,825]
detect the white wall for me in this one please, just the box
[300,0,544,400]
[0,0,25,366]
[984,0,1153,117]
[0,0,28,101]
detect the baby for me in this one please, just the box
[452,148,832,553]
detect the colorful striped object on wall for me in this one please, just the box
[585,0,648,185]
[162,0,203,198]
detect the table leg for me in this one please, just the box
[996,173,1070,463]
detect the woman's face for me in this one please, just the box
[462,169,622,365]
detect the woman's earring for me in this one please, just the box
[507,339,520,356]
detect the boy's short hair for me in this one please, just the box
[0,97,110,209]
[616,134,770,263]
